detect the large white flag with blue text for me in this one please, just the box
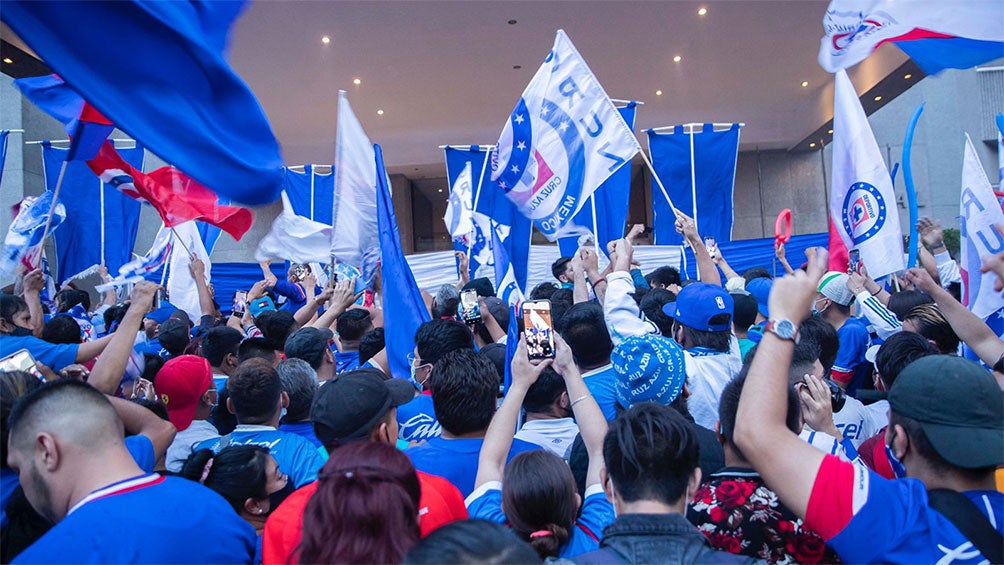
[493,30,640,241]
[332,91,378,268]
[959,134,1004,320]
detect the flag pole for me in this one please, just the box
[170,227,194,258]
[638,146,678,215]
[99,180,106,266]
[589,194,601,257]
[469,149,493,274]
[688,128,699,235]
[33,161,68,269]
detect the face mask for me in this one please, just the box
[267,479,296,513]
[885,443,907,479]
[811,298,827,316]
[9,326,33,337]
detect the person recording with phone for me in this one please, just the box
[258,261,321,314]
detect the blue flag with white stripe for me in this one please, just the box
[492,221,524,308]
[283,165,335,226]
[648,123,741,245]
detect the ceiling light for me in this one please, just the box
[673,55,682,63]
[2,58,12,64]
[507,19,517,25]
[904,73,913,79]
[697,7,708,16]
[827,129,833,134]
[438,188,443,193]
[801,81,809,88]
[321,36,331,44]
[809,142,816,148]
[655,90,663,96]
[513,65,522,70]
[353,78,361,85]
[376,109,384,115]
[874,95,882,101]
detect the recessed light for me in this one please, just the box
[507,19,517,25]
[874,95,882,101]
[809,142,816,148]
[513,65,522,70]
[673,55,682,63]
[321,36,331,44]
[697,7,708,16]
[376,109,384,115]
[827,129,833,134]
[801,81,809,88]
[656,90,663,96]
[2,58,12,64]
[904,74,913,79]
[353,78,361,85]
[438,188,443,193]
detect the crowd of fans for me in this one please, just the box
[0,211,1001,564]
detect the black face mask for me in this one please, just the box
[267,480,296,514]
[9,327,33,337]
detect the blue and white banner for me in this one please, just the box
[255,192,332,264]
[492,30,640,241]
[332,92,379,269]
[285,164,335,226]
[0,130,9,189]
[959,134,1004,320]
[559,102,638,257]
[444,160,475,240]
[42,142,144,283]
[115,224,173,282]
[1,192,66,276]
[491,220,524,307]
[647,123,740,246]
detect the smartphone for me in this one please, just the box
[291,263,309,281]
[848,249,861,274]
[0,349,44,380]
[233,290,248,317]
[522,300,555,360]
[460,289,481,324]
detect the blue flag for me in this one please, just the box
[559,103,638,258]
[648,123,741,245]
[283,165,335,225]
[376,144,431,380]
[42,142,144,283]
[491,221,524,308]
[0,130,9,189]
[503,304,520,395]
[4,0,284,205]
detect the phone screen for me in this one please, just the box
[460,289,481,324]
[523,300,555,360]
[233,291,248,316]
[848,249,861,274]
[0,349,44,380]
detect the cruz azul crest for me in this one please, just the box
[841,181,888,245]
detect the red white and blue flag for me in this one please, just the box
[819,0,1004,74]
[959,134,1004,319]
[1,193,66,276]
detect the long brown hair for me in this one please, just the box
[501,450,578,558]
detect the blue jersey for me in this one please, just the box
[406,437,540,498]
[581,365,618,421]
[831,317,871,396]
[278,421,322,449]
[334,350,360,374]
[194,425,324,487]
[0,335,78,372]
[397,393,441,442]
[14,474,256,564]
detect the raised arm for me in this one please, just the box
[294,287,333,327]
[571,252,589,304]
[21,269,45,337]
[311,278,359,330]
[454,251,471,289]
[675,210,721,287]
[775,243,795,275]
[189,257,215,320]
[552,334,607,487]
[98,265,118,307]
[579,247,607,305]
[87,282,158,394]
[602,239,659,344]
[106,394,176,463]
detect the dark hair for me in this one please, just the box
[202,326,243,367]
[887,411,991,477]
[529,282,559,300]
[55,288,90,314]
[787,338,823,384]
[677,320,731,352]
[645,266,681,288]
[180,446,270,514]
[741,267,771,285]
[429,349,498,436]
[158,319,191,356]
[731,293,758,330]
[298,442,421,565]
[0,371,43,469]
[522,367,567,415]
[337,309,373,343]
[874,331,938,389]
[414,320,474,366]
[228,358,282,424]
[904,304,959,354]
[0,294,28,329]
[211,385,238,435]
[887,290,934,322]
[478,343,506,388]
[260,310,297,352]
[131,397,171,421]
[403,519,541,564]
[556,303,613,369]
[550,290,574,329]
[502,451,577,559]
[140,353,165,385]
[719,374,799,460]
[104,304,126,334]
[41,316,81,345]
[277,359,317,423]
[603,402,698,505]
[358,327,385,365]
[799,316,839,373]
[551,257,572,281]
[7,379,118,455]
[639,289,676,336]
[237,337,276,365]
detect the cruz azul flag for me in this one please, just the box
[492,220,524,308]
[959,134,1004,319]
[819,0,1004,74]
[444,160,475,241]
[284,165,335,225]
[167,221,212,322]
[1,193,66,275]
[256,193,333,264]
[116,225,173,281]
[492,30,641,240]
[829,70,904,278]
[332,91,379,270]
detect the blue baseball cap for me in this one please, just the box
[144,305,175,325]
[661,282,734,332]
[745,277,772,318]
[612,334,687,409]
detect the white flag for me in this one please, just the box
[829,70,904,279]
[166,221,211,321]
[492,30,640,241]
[444,160,475,239]
[960,134,1004,319]
[331,90,378,268]
[256,192,334,264]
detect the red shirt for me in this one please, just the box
[261,470,467,565]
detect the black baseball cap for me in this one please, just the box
[311,368,415,447]
[889,355,1004,469]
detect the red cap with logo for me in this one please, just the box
[156,355,212,431]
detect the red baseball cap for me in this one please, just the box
[156,355,212,431]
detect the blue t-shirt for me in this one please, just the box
[406,437,540,497]
[582,365,618,421]
[397,393,441,442]
[13,474,256,564]
[832,317,871,396]
[467,482,613,558]
[278,421,322,449]
[270,280,321,313]
[194,425,324,487]
[334,350,360,374]
[0,335,78,372]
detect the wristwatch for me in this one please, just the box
[765,319,799,342]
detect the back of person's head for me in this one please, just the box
[799,316,839,373]
[556,302,613,369]
[0,294,28,331]
[358,327,385,365]
[237,337,277,365]
[787,339,823,386]
[277,358,317,423]
[337,309,374,343]
[310,368,414,449]
[719,374,799,460]
[478,342,506,388]
[403,519,541,564]
[646,266,681,288]
[414,319,474,366]
[132,397,171,421]
[429,349,497,436]
[639,288,676,336]
[549,290,574,326]
[0,371,43,468]
[55,288,90,313]
[741,267,771,285]
[284,327,333,371]
[212,386,238,435]
[731,292,758,331]
[502,450,578,559]
[140,353,164,385]
[228,358,282,424]
[462,277,496,298]
[874,331,938,389]
[261,310,297,352]
[180,446,270,515]
[298,441,421,565]
[202,326,243,367]
[551,257,572,281]
[41,316,81,345]
[103,304,125,334]
[887,289,934,322]
[432,284,460,319]
[158,318,191,356]
[529,282,558,300]
[521,367,567,415]
[603,402,699,506]
[903,304,959,354]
